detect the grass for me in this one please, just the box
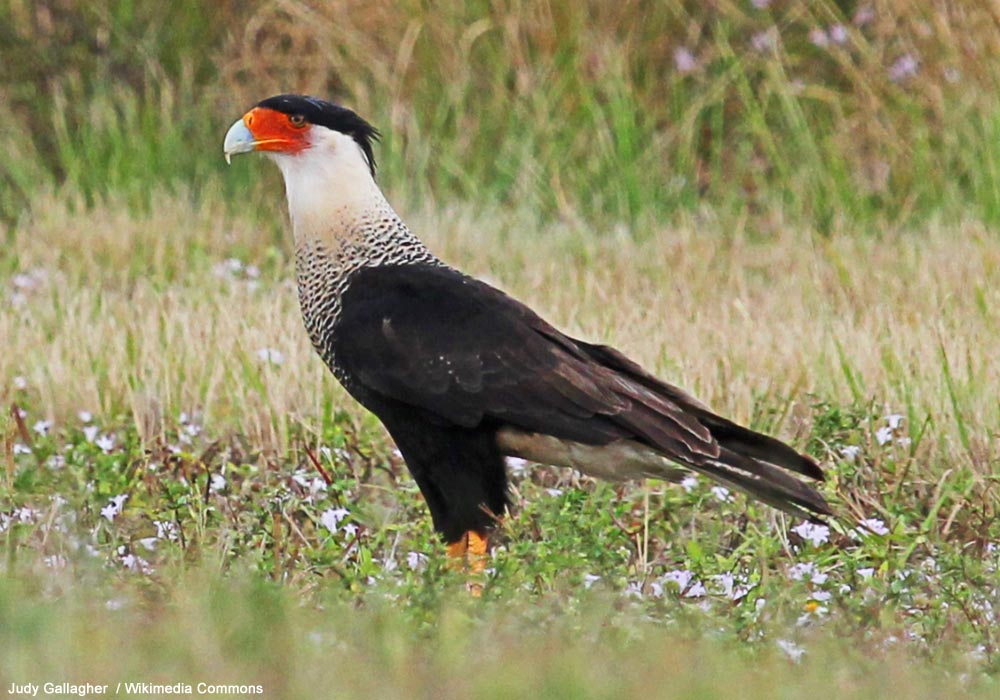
[5,1,1000,230]
[3,1,1000,695]
[2,191,1000,696]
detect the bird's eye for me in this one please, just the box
[289,114,306,128]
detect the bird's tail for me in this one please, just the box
[574,339,831,520]
[693,409,831,520]
[683,447,831,521]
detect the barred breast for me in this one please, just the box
[293,208,442,384]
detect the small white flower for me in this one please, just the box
[840,445,861,460]
[776,639,805,662]
[406,552,428,571]
[859,518,890,536]
[329,507,350,523]
[751,29,777,52]
[13,376,28,390]
[684,581,707,598]
[14,506,38,522]
[117,546,153,574]
[256,348,285,366]
[209,473,227,492]
[791,521,830,546]
[829,24,848,44]
[888,54,919,83]
[810,590,832,603]
[624,581,644,599]
[673,47,697,74]
[46,455,66,470]
[83,425,99,443]
[12,270,45,291]
[292,473,327,500]
[95,434,115,453]
[101,494,128,522]
[800,605,828,622]
[662,569,694,590]
[13,443,31,455]
[875,426,894,445]
[320,507,350,534]
[583,573,602,589]
[853,6,875,25]
[886,413,904,429]
[32,420,52,436]
[808,28,829,47]
[154,520,179,540]
[710,485,733,503]
[78,410,93,423]
[788,562,828,585]
[138,537,158,551]
[714,572,753,600]
[545,488,564,497]
[341,523,358,538]
[681,475,699,493]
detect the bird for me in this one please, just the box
[223,94,831,573]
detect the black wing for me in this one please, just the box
[335,265,718,460]
[334,264,829,518]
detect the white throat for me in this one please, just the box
[269,128,391,247]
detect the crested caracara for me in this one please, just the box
[224,94,830,573]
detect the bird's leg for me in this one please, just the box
[446,530,489,596]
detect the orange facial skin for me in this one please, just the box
[243,107,311,154]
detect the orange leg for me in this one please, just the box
[446,530,490,596]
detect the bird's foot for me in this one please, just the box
[446,530,489,597]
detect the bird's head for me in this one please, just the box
[223,94,380,177]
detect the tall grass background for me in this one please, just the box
[3,0,1000,230]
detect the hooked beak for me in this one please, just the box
[223,118,257,165]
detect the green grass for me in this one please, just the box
[3,1,1000,696]
[5,570,993,700]
[4,1,1000,230]
[3,194,1000,695]
[1,402,998,696]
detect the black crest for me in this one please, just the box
[256,94,380,176]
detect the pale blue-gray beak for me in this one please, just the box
[223,119,257,164]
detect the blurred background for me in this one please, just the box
[3,0,1000,234]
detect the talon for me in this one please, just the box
[446,530,489,595]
